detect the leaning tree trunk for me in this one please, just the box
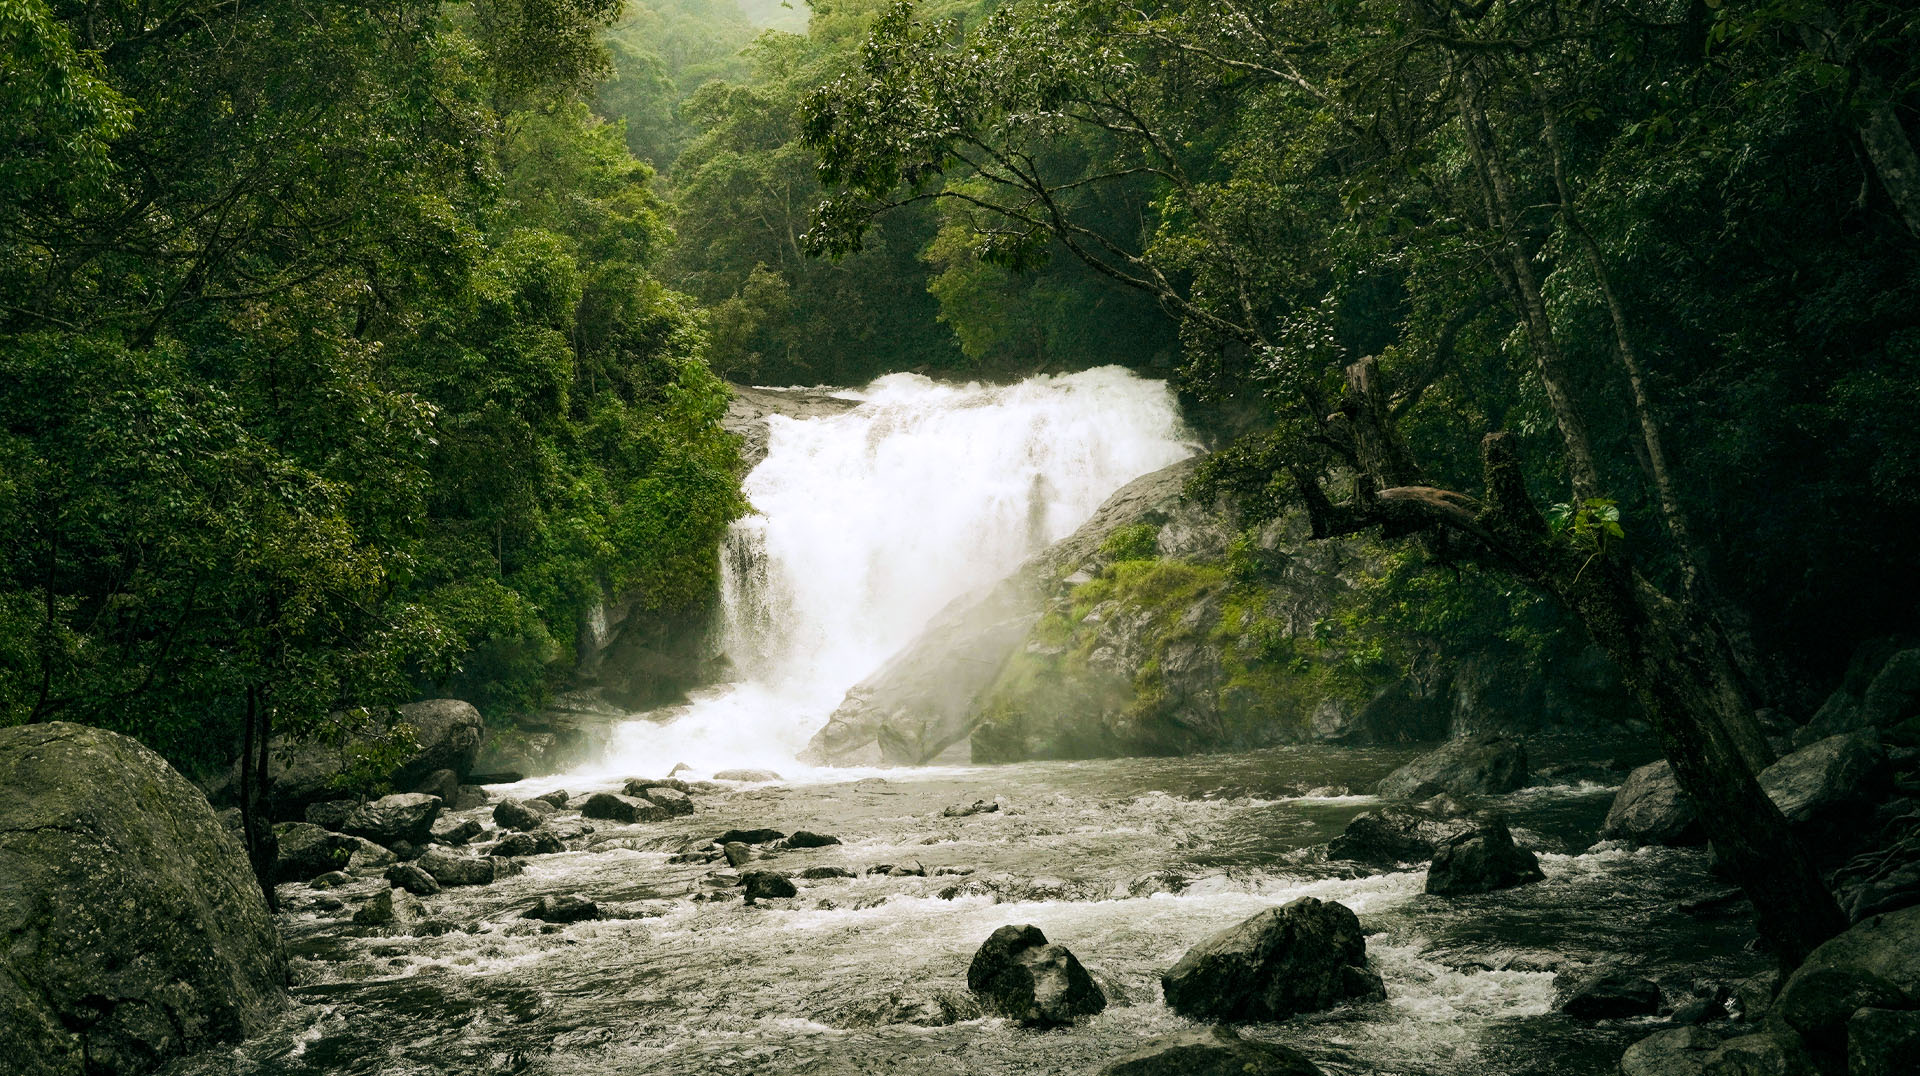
[1472,434,1845,968]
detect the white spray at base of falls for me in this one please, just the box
[594,366,1198,777]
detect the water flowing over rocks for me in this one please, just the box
[966,924,1107,1027]
[741,871,797,901]
[1096,1026,1325,1076]
[524,895,600,923]
[0,723,286,1076]
[1424,816,1546,896]
[1376,734,1530,799]
[1327,802,1478,866]
[1160,897,1384,1022]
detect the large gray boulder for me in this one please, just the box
[340,793,441,848]
[1620,1026,1721,1076]
[1160,897,1383,1022]
[1600,760,1702,846]
[1375,734,1529,799]
[1772,904,1920,1047]
[0,723,286,1076]
[1097,1026,1323,1076]
[271,821,357,883]
[966,924,1106,1027]
[1756,732,1890,836]
[1797,643,1920,746]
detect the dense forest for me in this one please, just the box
[5,2,1920,1075]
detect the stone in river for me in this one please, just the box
[967,924,1106,1027]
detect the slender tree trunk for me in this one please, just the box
[1457,68,1603,501]
[238,684,277,910]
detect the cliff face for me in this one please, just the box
[805,456,1643,765]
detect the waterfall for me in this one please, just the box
[595,366,1197,775]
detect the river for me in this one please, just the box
[159,370,1753,1076]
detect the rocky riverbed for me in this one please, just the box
[149,736,1793,1076]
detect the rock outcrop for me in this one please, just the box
[1326,803,1478,866]
[1,723,286,1076]
[1160,897,1383,1022]
[1376,734,1529,799]
[966,924,1107,1027]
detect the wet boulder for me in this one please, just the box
[1555,964,1662,1019]
[272,821,358,883]
[944,799,1000,818]
[802,866,856,879]
[493,829,565,857]
[0,722,287,1076]
[384,863,441,896]
[967,924,1106,1027]
[1160,897,1383,1022]
[1697,1029,1816,1076]
[716,827,786,845]
[1424,816,1546,896]
[723,842,753,867]
[713,768,782,782]
[416,848,496,887]
[430,816,482,846]
[352,887,426,927]
[1758,732,1890,843]
[1849,1008,1920,1076]
[1773,904,1920,1047]
[1620,1027,1721,1076]
[787,831,841,848]
[742,871,798,900]
[524,895,599,923]
[1375,734,1529,799]
[341,792,442,848]
[1097,1026,1323,1076]
[534,789,569,809]
[580,792,665,824]
[411,768,460,805]
[1600,760,1702,847]
[304,799,357,831]
[492,797,551,832]
[634,786,694,817]
[1326,805,1477,865]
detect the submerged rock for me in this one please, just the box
[1375,734,1529,799]
[1556,964,1662,1019]
[713,768,783,782]
[1424,816,1545,896]
[0,722,287,1076]
[716,827,787,845]
[1600,759,1701,847]
[786,830,841,848]
[723,842,752,867]
[524,895,599,923]
[416,849,496,887]
[943,799,1000,818]
[492,797,551,832]
[579,792,666,824]
[1326,804,1477,865]
[352,888,426,927]
[493,829,565,857]
[741,871,797,900]
[384,862,441,896]
[1160,897,1383,1022]
[967,924,1106,1027]
[341,792,442,848]
[1097,1026,1324,1076]
[801,866,856,879]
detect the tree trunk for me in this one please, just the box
[237,684,277,910]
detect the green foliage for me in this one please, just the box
[1099,523,1160,563]
[0,0,745,771]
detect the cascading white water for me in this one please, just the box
[595,366,1198,776]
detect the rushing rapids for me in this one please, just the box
[154,371,1761,1076]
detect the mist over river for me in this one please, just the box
[159,370,1755,1076]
